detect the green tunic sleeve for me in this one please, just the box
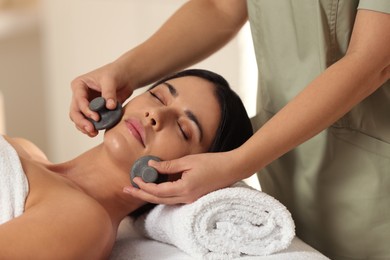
[358,0,390,13]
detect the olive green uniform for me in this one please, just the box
[247,1,390,259]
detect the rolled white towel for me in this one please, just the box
[0,135,29,224]
[136,182,295,259]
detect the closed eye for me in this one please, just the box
[178,122,189,140]
[149,91,164,105]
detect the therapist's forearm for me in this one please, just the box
[233,53,389,178]
[116,0,247,89]
[230,9,390,179]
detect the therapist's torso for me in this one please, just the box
[247,0,390,259]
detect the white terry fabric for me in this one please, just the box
[0,135,29,224]
[136,182,295,259]
[112,222,330,260]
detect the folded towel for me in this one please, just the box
[0,135,29,224]
[136,182,295,259]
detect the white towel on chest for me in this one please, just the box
[0,135,29,224]
[136,182,295,259]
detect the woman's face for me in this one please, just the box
[103,76,221,166]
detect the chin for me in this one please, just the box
[103,130,138,167]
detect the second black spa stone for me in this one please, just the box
[130,156,167,188]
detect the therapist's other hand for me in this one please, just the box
[123,152,240,205]
[70,62,133,137]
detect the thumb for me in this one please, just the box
[149,157,188,175]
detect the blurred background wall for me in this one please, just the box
[0,0,257,163]
[0,0,46,151]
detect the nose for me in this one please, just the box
[145,112,157,126]
[145,108,174,131]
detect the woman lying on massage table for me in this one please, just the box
[0,69,252,259]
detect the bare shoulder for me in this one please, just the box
[36,190,116,259]
[0,189,115,259]
[3,135,49,163]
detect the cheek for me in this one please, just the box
[121,98,144,118]
[148,133,189,160]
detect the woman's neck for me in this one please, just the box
[48,144,145,225]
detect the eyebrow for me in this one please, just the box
[162,82,204,142]
[162,82,177,97]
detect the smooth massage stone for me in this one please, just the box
[88,97,122,130]
[130,156,167,188]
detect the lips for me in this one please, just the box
[125,118,146,147]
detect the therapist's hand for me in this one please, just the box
[70,62,134,137]
[123,151,242,204]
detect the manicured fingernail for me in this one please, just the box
[89,113,98,121]
[149,160,158,166]
[123,187,133,193]
[107,99,116,108]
